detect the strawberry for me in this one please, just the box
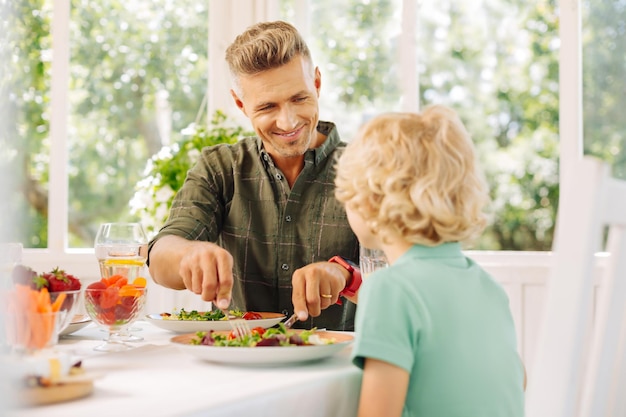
[42,267,82,292]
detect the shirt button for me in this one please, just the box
[281,263,289,271]
[285,215,292,222]
[263,154,269,161]
[276,173,283,180]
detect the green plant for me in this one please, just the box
[130,110,252,237]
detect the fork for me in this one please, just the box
[224,310,252,338]
[283,312,299,329]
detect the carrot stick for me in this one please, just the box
[51,292,67,312]
[38,312,53,348]
[37,290,53,348]
[34,311,46,349]
[37,288,52,313]
[27,288,39,313]
[15,285,34,312]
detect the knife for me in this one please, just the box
[284,313,299,329]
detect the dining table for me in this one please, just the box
[5,318,362,417]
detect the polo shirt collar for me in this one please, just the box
[396,242,464,264]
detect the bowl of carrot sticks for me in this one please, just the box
[2,285,69,352]
[9,265,83,338]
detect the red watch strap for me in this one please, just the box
[340,265,362,297]
[328,256,362,301]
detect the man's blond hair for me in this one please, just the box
[225,21,313,94]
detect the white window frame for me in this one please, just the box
[23,0,582,282]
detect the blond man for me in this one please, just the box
[148,21,361,330]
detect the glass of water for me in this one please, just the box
[95,223,148,281]
[94,223,148,341]
[359,245,388,279]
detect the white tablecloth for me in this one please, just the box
[6,320,362,417]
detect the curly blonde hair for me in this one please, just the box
[225,21,313,94]
[335,105,490,247]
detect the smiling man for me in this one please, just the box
[147,21,361,331]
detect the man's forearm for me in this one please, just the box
[148,235,188,290]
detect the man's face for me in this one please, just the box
[231,55,322,160]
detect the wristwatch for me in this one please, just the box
[328,256,362,300]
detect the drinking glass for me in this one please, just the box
[94,223,148,342]
[359,245,388,279]
[95,223,148,281]
[84,286,147,352]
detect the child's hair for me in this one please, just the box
[225,21,313,95]
[335,105,490,247]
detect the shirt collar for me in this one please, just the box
[396,242,464,264]
[310,121,341,166]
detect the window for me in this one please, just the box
[284,0,559,250]
[582,0,626,179]
[1,0,591,277]
[4,0,208,249]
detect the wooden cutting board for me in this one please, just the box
[17,378,94,406]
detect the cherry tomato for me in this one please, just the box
[251,327,265,336]
[242,311,262,320]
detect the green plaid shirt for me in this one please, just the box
[149,121,358,330]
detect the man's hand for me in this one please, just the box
[291,261,351,321]
[149,235,234,309]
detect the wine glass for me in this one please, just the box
[84,285,146,352]
[94,222,148,342]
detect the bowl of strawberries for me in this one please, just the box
[12,265,82,334]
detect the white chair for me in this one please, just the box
[526,156,626,417]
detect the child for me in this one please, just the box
[334,105,525,417]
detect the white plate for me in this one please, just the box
[145,312,286,333]
[59,315,92,336]
[171,331,353,365]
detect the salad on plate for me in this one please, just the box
[160,308,263,321]
[192,323,333,347]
